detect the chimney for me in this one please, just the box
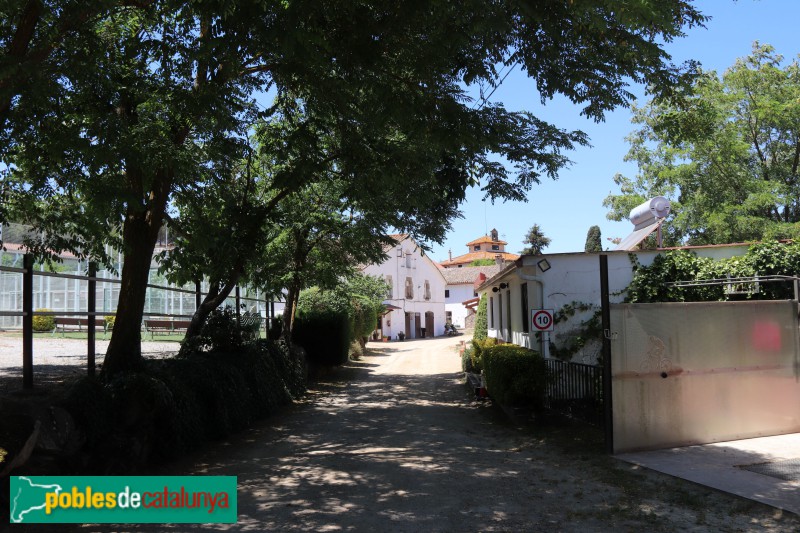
[448,249,452,261]
[495,254,503,265]
[474,272,487,291]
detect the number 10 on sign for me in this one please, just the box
[531,309,554,332]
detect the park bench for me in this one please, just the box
[143,319,191,339]
[53,317,107,338]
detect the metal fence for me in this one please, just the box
[544,358,603,426]
[0,254,274,389]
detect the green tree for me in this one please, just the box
[2,1,707,375]
[584,225,602,252]
[520,224,551,255]
[469,258,497,266]
[473,294,488,341]
[605,43,800,245]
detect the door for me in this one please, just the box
[425,311,434,337]
[414,313,421,338]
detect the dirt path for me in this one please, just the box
[93,336,797,531]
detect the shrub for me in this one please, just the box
[349,340,363,360]
[293,310,351,366]
[461,347,477,373]
[482,345,548,408]
[473,294,488,341]
[58,339,307,470]
[103,315,115,331]
[470,337,498,372]
[32,309,55,332]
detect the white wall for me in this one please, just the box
[362,237,447,338]
[445,283,477,328]
[482,245,751,359]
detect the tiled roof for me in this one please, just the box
[440,264,505,284]
[466,235,508,246]
[439,251,519,267]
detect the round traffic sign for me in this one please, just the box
[532,309,554,332]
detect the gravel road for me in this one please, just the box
[81,335,798,532]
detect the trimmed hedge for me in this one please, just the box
[293,311,351,366]
[470,337,498,372]
[32,309,55,332]
[482,345,548,408]
[58,339,307,471]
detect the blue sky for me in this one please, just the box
[428,0,800,262]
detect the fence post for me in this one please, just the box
[22,254,33,389]
[600,254,613,454]
[87,262,96,377]
[235,285,241,327]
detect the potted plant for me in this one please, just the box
[397,331,405,341]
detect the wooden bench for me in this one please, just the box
[143,319,191,339]
[53,317,107,338]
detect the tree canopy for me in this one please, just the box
[1,0,707,375]
[605,43,800,245]
[585,225,602,252]
[520,224,551,255]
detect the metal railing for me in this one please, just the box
[544,358,603,426]
[0,254,272,389]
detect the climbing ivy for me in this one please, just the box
[625,241,800,303]
[548,301,603,363]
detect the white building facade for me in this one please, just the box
[477,244,750,361]
[442,265,503,328]
[361,235,447,339]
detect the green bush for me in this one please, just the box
[482,345,548,408]
[58,339,307,470]
[293,310,351,366]
[103,315,115,331]
[461,347,477,373]
[473,294,488,341]
[470,337,498,372]
[32,309,55,332]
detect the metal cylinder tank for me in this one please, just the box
[629,196,670,227]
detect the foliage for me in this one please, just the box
[625,242,800,303]
[32,309,54,332]
[473,294,488,341]
[103,315,115,331]
[2,1,707,375]
[59,339,306,469]
[520,224,551,255]
[349,341,364,360]
[461,347,478,373]
[584,226,602,253]
[605,44,800,245]
[293,310,351,366]
[549,302,602,363]
[470,337,499,372]
[469,258,497,266]
[180,306,256,355]
[482,345,548,408]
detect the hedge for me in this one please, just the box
[482,345,548,408]
[58,339,307,471]
[293,310,351,366]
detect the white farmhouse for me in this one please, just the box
[441,264,503,328]
[361,234,447,339]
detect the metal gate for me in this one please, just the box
[609,300,800,453]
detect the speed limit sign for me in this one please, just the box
[531,309,554,332]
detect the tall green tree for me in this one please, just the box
[2,1,707,375]
[520,224,551,255]
[605,43,800,245]
[585,225,602,252]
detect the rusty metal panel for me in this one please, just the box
[611,300,800,453]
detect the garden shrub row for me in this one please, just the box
[59,339,307,472]
[482,345,548,409]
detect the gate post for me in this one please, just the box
[22,254,33,389]
[600,254,614,454]
[87,262,96,377]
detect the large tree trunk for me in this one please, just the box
[102,167,171,377]
[101,207,165,376]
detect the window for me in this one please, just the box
[489,296,494,328]
[424,280,431,300]
[491,244,500,251]
[521,283,529,333]
[385,275,393,298]
[473,245,480,251]
[405,254,412,268]
[473,291,478,297]
[445,289,450,298]
[446,311,453,324]
[405,277,414,299]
